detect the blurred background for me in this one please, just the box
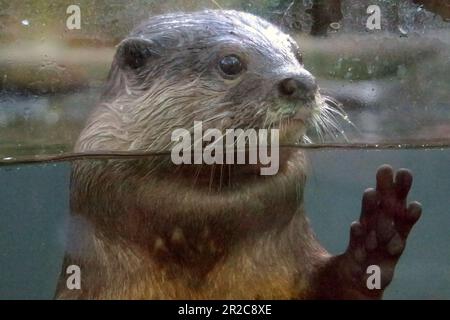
[0,0,449,299]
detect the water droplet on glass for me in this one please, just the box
[398,26,408,37]
[329,22,341,30]
[45,111,60,125]
[397,64,407,78]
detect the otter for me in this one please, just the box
[56,10,422,299]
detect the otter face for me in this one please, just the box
[80,10,332,152]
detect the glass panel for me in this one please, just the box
[0,0,448,300]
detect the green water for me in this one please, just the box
[0,148,448,299]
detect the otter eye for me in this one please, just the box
[219,55,244,77]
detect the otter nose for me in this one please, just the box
[278,72,318,101]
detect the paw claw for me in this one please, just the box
[350,221,364,237]
[349,221,365,251]
[394,169,413,199]
[407,201,422,222]
[360,188,378,225]
[376,164,394,193]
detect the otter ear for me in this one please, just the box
[115,37,158,70]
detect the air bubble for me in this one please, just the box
[398,26,408,37]
[329,22,341,30]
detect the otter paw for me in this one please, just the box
[343,165,422,297]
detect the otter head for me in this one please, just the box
[77,10,336,155]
